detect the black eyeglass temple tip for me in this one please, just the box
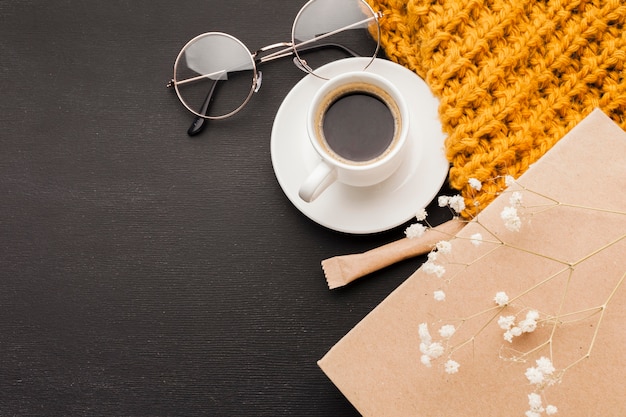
[187,116,207,136]
[187,79,220,136]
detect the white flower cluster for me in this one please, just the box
[415,208,428,222]
[527,392,558,417]
[404,209,429,238]
[510,191,523,206]
[525,356,557,386]
[435,240,452,254]
[405,222,426,239]
[423,235,453,280]
[524,357,559,416]
[501,206,522,232]
[498,310,540,343]
[423,251,446,278]
[438,324,456,338]
[438,194,466,215]
[444,359,460,374]
[494,291,510,306]
[470,233,483,246]
[418,323,459,374]
[505,175,516,187]
[468,177,482,191]
[501,191,524,232]
[418,323,444,367]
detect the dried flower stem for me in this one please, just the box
[572,233,626,266]
[562,270,626,370]
[417,176,625,415]
[449,308,503,357]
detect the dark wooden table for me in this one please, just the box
[0,1,451,415]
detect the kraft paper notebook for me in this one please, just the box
[319,109,626,416]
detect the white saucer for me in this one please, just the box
[270,57,448,234]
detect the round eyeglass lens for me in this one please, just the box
[173,32,257,119]
[292,0,381,78]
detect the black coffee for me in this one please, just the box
[321,92,396,163]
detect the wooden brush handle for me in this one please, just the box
[354,218,464,272]
[322,219,464,289]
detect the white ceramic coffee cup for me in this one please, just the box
[298,71,411,203]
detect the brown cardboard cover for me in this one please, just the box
[319,109,626,416]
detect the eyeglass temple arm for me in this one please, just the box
[187,43,362,137]
[187,79,219,136]
[255,41,360,64]
[258,12,382,63]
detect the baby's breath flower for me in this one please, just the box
[510,191,523,206]
[535,357,555,376]
[425,342,445,358]
[468,178,482,191]
[519,320,537,333]
[405,223,426,239]
[448,195,466,214]
[436,240,452,254]
[438,195,466,214]
[444,359,460,374]
[526,310,540,321]
[503,331,513,343]
[525,411,541,417]
[494,291,510,306]
[519,310,539,333]
[438,324,456,338]
[421,354,432,367]
[470,233,483,246]
[427,251,438,262]
[528,393,544,412]
[525,366,545,385]
[498,315,516,330]
[423,262,446,278]
[501,206,522,232]
[420,339,444,359]
[504,326,522,343]
[505,175,515,187]
[525,356,558,388]
[415,208,428,221]
[418,323,432,344]
[418,323,447,367]
[433,290,446,301]
[545,405,558,415]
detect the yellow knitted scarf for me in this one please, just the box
[368,0,626,217]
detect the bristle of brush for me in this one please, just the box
[322,258,346,290]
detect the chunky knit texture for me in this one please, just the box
[368,0,626,217]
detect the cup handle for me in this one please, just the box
[298,161,338,203]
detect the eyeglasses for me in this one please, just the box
[167,0,383,136]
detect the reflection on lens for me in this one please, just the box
[292,0,380,78]
[173,32,257,119]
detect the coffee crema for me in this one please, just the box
[314,81,402,165]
